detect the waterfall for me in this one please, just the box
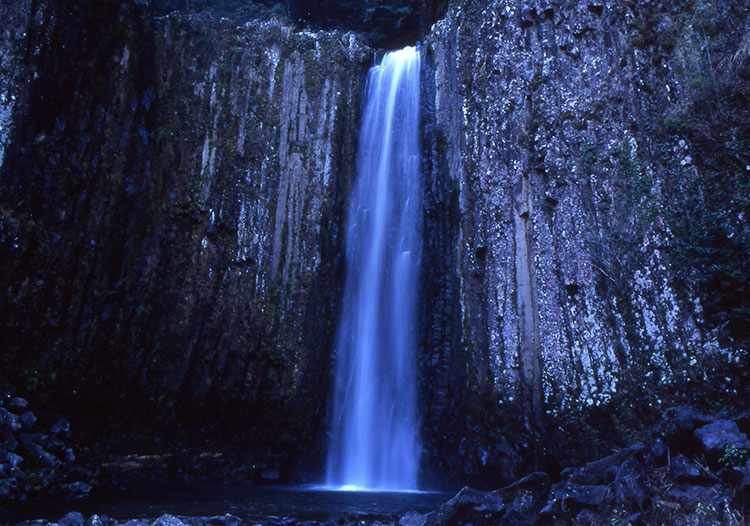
[327,46,422,491]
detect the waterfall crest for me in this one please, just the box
[327,46,422,491]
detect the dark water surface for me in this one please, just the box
[1,484,450,524]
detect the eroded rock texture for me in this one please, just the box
[421,0,750,482]
[1,0,749,489]
[0,0,369,466]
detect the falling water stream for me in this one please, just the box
[327,46,422,491]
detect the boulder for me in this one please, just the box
[8,397,28,412]
[7,451,24,469]
[667,454,706,483]
[565,444,646,485]
[541,480,611,521]
[561,483,610,507]
[20,411,38,430]
[19,437,59,468]
[425,486,506,526]
[494,471,551,494]
[613,456,649,509]
[61,481,92,497]
[663,485,720,507]
[492,471,550,523]
[49,417,71,437]
[735,410,750,435]
[86,515,105,526]
[399,511,427,526]
[2,410,22,433]
[694,419,750,461]
[740,459,750,493]
[0,478,17,498]
[645,439,667,465]
[660,407,711,451]
[151,515,188,526]
[59,511,86,526]
[205,515,241,526]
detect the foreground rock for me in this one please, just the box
[422,407,750,526]
[0,392,93,502]
[5,407,749,526]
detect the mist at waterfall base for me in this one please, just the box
[326,46,423,492]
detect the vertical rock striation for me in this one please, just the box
[1,0,748,488]
[422,0,750,482]
[0,0,370,468]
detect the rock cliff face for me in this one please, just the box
[0,0,370,468]
[1,0,749,488]
[421,0,750,483]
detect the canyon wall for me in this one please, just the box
[1,0,749,487]
[0,0,370,470]
[421,0,750,484]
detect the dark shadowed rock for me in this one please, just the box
[491,471,550,524]
[661,407,712,448]
[494,471,551,494]
[667,454,707,483]
[8,397,28,412]
[426,486,506,526]
[663,485,720,507]
[151,515,188,526]
[7,451,23,469]
[739,459,750,493]
[561,482,610,507]
[541,480,611,521]
[2,410,21,433]
[565,445,646,485]
[613,456,649,509]
[59,511,85,526]
[205,514,241,526]
[735,410,750,435]
[0,478,16,498]
[19,411,37,430]
[49,417,71,437]
[19,436,59,468]
[61,481,92,497]
[399,510,427,526]
[694,419,750,461]
[645,439,667,465]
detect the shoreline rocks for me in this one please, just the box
[5,406,750,526]
[1,392,93,503]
